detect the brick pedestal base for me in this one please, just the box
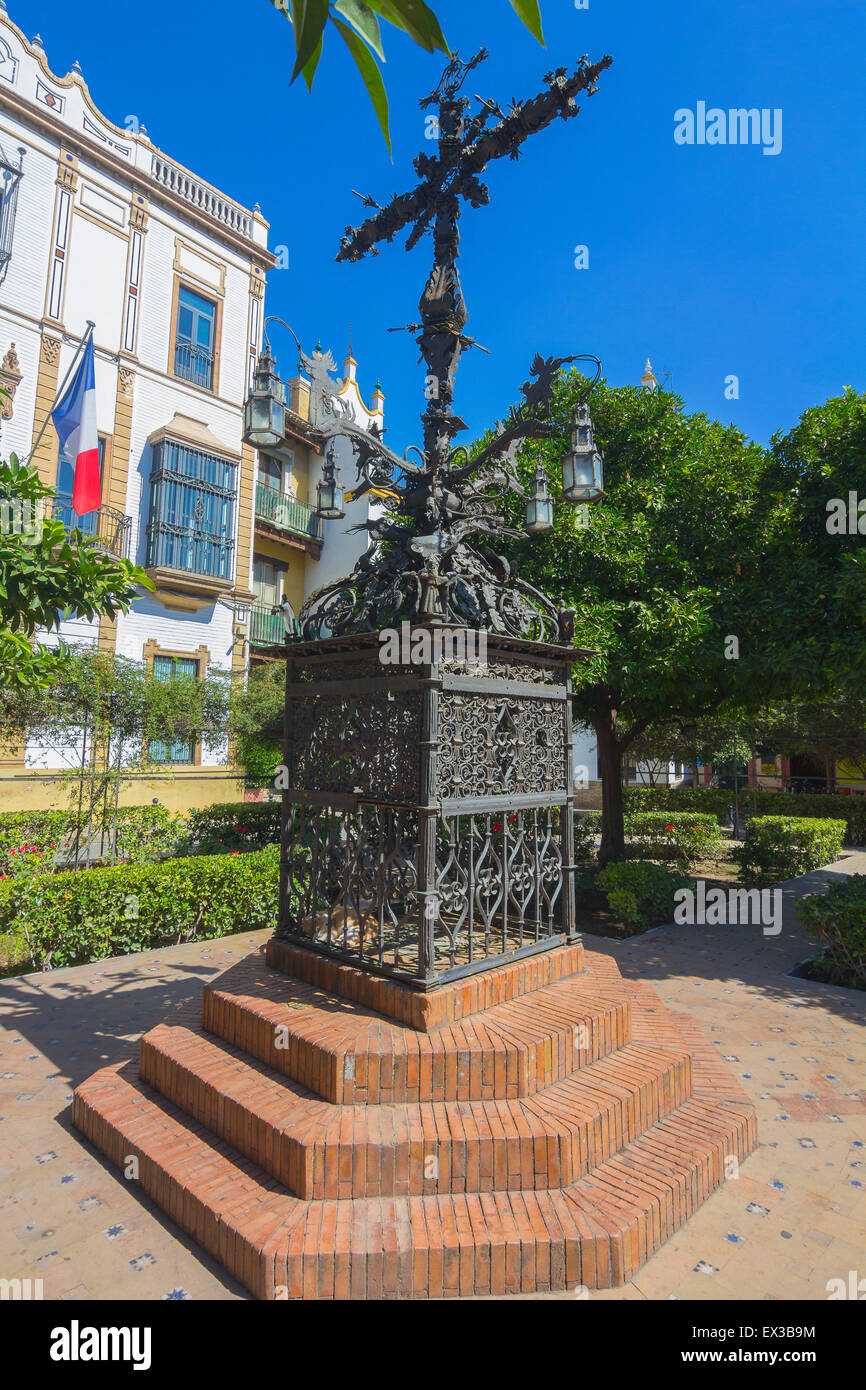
[73,941,756,1299]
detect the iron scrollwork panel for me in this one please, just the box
[292,690,423,803]
[436,693,566,800]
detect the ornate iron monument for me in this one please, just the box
[75,47,757,1302]
[272,50,613,989]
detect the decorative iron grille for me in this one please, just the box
[146,438,236,579]
[278,630,579,987]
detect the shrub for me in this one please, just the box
[573,814,596,862]
[733,816,847,887]
[595,860,693,933]
[623,811,725,866]
[112,805,185,864]
[796,875,866,991]
[625,786,866,845]
[0,845,280,972]
[182,801,281,855]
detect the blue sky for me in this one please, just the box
[11,0,866,451]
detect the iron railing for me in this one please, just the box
[52,495,132,559]
[250,602,286,647]
[173,341,215,390]
[254,483,323,542]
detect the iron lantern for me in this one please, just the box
[561,400,605,505]
[316,446,346,521]
[243,347,285,449]
[525,457,554,533]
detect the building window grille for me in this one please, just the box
[146,438,236,580]
[148,655,199,764]
[0,142,24,284]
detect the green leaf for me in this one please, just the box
[507,0,545,44]
[290,0,330,83]
[334,0,385,60]
[331,15,392,153]
[301,33,324,90]
[365,0,448,54]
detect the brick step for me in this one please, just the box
[72,1064,754,1298]
[200,949,631,1104]
[139,1019,692,1199]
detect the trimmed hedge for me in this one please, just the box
[622,810,725,866]
[0,845,280,973]
[181,801,281,854]
[732,816,847,888]
[625,786,866,845]
[796,875,866,991]
[594,860,692,934]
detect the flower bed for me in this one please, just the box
[625,786,866,845]
[622,810,725,866]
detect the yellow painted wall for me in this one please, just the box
[0,771,247,814]
[253,533,306,613]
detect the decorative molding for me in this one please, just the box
[40,333,61,366]
[0,342,22,419]
[172,235,226,297]
[56,145,78,190]
[118,365,135,397]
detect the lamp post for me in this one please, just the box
[561,399,605,506]
[243,345,285,450]
[525,454,554,533]
[315,443,346,521]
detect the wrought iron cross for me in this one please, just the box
[339,49,611,461]
[300,48,612,643]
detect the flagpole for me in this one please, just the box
[23,320,96,469]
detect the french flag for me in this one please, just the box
[52,335,101,515]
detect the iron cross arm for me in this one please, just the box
[336,54,613,265]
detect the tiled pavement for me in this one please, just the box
[1,855,864,1302]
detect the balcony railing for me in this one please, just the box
[174,341,215,391]
[254,483,323,543]
[52,495,132,559]
[151,153,253,238]
[249,603,286,648]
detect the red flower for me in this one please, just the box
[492,821,503,833]
[666,825,675,832]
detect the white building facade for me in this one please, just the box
[0,9,380,810]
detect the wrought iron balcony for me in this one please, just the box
[254,483,323,544]
[51,495,132,560]
[249,602,286,648]
[173,341,215,391]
